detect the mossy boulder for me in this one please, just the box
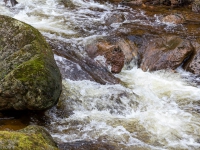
[0,15,62,110]
[0,125,58,150]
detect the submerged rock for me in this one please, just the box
[139,36,194,71]
[0,15,62,110]
[0,125,58,150]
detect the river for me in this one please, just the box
[1,0,200,149]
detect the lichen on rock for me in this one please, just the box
[0,15,62,110]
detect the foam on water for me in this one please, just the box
[46,67,200,149]
[0,0,177,40]
[117,68,200,148]
[71,0,112,9]
[1,0,200,149]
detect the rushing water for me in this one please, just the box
[1,0,200,149]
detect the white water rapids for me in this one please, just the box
[1,0,200,149]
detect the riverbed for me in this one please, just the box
[1,0,200,149]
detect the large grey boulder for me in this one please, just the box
[0,15,62,110]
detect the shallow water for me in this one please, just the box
[1,0,200,149]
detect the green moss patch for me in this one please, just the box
[0,125,58,150]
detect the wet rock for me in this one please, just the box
[121,0,144,6]
[0,125,58,150]
[86,44,97,59]
[170,0,193,6]
[106,0,123,4]
[54,54,95,82]
[105,13,125,26]
[87,41,125,73]
[61,0,75,8]
[97,42,125,73]
[106,46,125,73]
[0,110,51,131]
[121,0,171,6]
[0,15,62,110]
[86,39,139,73]
[139,36,194,71]
[159,0,171,5]
[192,0,200,12]
[121,0,193,6]
[49,39,120,84]
[184,42,200,75]
[58,141,115,150]
[4,0,18,6]
[117,39,138,65]
[170,0,183,6]
[162,14,185,24]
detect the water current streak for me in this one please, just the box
[0,0,200,149]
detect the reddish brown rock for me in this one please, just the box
[116,39,138,64]
[162,14,185,24]
[87,42,124,73]
[86,39,139,73]
[96,42,125,73]
[139,36,194,71]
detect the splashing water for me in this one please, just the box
[1,0,200,149]
[47,67,200,149]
